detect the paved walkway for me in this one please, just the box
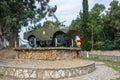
[0,62,119,80]
[60,62,120,80]
[0,59,94,69]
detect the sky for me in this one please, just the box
[43,0,120,26]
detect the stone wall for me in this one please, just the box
[14,47,80,60]
[89,50,120,56]
[16,50,57,60]
[80,50,120,61]
[1,63,95,80]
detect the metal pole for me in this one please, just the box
[55,38,57,47]
[34,38,37,48]
[71,39,73,47]
[15,41,17,48]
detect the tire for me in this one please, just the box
[54,34,66,47]
[46,41,52,47]
[28,36,36,47]
[40,41,46,47]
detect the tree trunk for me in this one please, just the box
[0,26,7,48]
[0,35,7,48]
[114,31,118,49]
[9,29,19,48]
[91,25,94,50]
[0,36,2,49]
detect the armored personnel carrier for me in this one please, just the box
[24,21,81,47]
[24,5,81,47]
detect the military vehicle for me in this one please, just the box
[24,21,81,47]
[24,5,81,47]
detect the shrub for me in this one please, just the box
[102,40,114,50]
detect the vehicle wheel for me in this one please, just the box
[40,41,46,47]
[54,34,66,47]
[28,36,36,47]
[46,41,52,47]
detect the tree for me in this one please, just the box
[69,15,82,31]
[69,0,120,50]
[42,20,60,28]
[0,1,11,48]
[103,0,120,49]
[108,0,120,31]
[89,3,105,50]
[0,0,50,47]
[81,0,91,51]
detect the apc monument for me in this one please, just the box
[0,5,95,80]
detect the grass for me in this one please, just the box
[117,77,120,80]
[81,57,120,80]
[0,73,3,78]
[105,61,120,80]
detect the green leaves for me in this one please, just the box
[70,0,120,50]
[0,0,50,47]
[81,0,92,51]
[107,0,120,31]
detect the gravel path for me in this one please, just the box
[0,59,94,69]
[60,62,120,80]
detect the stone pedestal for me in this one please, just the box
[0,59,95,80]
[14,47,81,60]
[0,47,96,80]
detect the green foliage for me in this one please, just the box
[117,78,120,80]
[82,57,120,79]
[89,3,105,34]
[89,3,105,50]
[102,0,120,49]
[81,0,91,51]
[81,33,92,51]
[94,41,104,50]
[115,32,120,49]
[103,24,115,40]
[0,73,3,77]
[0,0,50,47]
[108,0,120,31]
[20,45,26,48]
[70,0,120,50]
[103,0,120,32]
[69,17,82,31]
[82,57,120,73]
[82,0,89,24]
[102,40,114,50]
[43,21,60,28]
[106,61,120,72]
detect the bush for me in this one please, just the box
[102,40,114,50]
[115,32,120,49]
[94,41,104,50]
[81,40,92,51]
[20,44,26,48]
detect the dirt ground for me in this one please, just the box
[0,48,16,59]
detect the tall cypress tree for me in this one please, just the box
[83,0,89,24]
[81,0,91,51]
